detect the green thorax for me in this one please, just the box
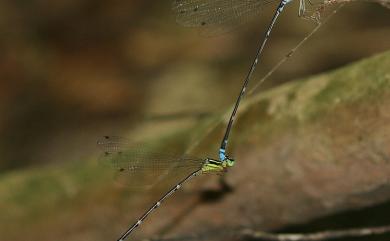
[201,157,235,173]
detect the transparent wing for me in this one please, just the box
[172,0,275,35]
[97,136,205,188]
[98,150,204,171]
[97,136,129,154]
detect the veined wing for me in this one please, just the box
[97,136,204,188]
[97,136,203,170]
[97,136,129,154]
[172,0,275,34]
[99,150,204,172]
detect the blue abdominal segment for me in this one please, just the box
[219,148,226,161]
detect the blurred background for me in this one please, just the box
[1,0,389,172]
[0,0,389,240]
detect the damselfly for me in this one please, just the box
[97,135,235,241]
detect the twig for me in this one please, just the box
[147,225,390,241]
[248,3,345,96]
[241,225,390,240]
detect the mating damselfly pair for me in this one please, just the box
[98,0,334,240]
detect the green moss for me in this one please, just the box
[314,51,390,104]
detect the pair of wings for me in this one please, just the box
[97,136,205,188]
[172,0,274,35]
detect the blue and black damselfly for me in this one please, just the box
[97,136,235,241]
[98,0,328,240]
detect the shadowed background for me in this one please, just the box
[0,1,389,241]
